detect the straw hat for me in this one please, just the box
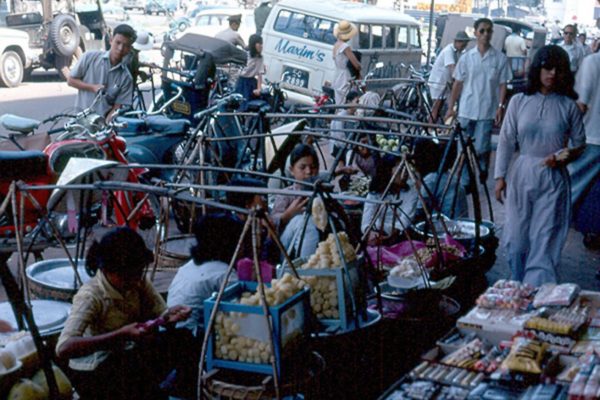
[133,31,154,51]
[334,20,358,41]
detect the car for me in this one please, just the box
[103,3,130,22]
[0,0,109,80]
[0,27,35,87]
[145,0,177,15]
[122,0,145,11]
[186,8,255,44]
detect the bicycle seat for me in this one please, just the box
[0,114,41,134]
[0,150,48,179]
[246,100,270,113]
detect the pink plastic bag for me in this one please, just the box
[366,240,426,267]
[236,258,274,282]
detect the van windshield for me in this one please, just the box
[274,9,337,45]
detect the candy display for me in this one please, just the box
[475,280,534,310]
[441,339,484,369]
[501,337,546,375]
[533,283,580,308]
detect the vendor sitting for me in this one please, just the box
[167,213,244,336]
[271,143,321,258]
[361,155,418,245]
[55,227,192,400]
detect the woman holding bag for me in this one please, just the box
[494,45,585,287]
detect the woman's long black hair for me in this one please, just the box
[248,34,263,58]
[525,45,578,100]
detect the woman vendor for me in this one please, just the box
[56,227,192,400]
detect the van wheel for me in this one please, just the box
[55,46,83,81]
[50,14,81,57]
[0,51,24,88]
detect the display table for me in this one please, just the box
[379,280,600,399]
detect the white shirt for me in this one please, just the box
[453,46,511,120]
[575,52,600,145]
[360,188,418,235]
[428,43,460,88]
[167,260,238,335]
[561,42,585,73]
[504,34,527,57]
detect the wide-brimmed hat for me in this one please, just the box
[133,31,154,51]
[228,14,242,23]
[334,20,358,41]
[454,31,472,42]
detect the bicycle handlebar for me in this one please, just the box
[193,94,243,119]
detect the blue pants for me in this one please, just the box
[457,118,494,187]
[568,144,600,207]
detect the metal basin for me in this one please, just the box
[26,258,91,302]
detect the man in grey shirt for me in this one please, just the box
[68,24,136,120]
[216,14,246,49]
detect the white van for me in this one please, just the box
[261,0,422,104]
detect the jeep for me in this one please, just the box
[0,0,110,80]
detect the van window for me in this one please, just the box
[371,25,383,48]
[358,24,370,49]
[273,9,337,45]
[398,25,408,48]
[409,26,421,48]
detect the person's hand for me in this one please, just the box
[444,108,456,122]
[494,178,506,204]
[542,153,560,168]
[337,166,358,175]
[367,231,381,246]
[163,305,191,323]
[495,107,505,126]
[117,322,152,341]
[282,198,308,222]
[91,84,105,94]
[252,88,261,96]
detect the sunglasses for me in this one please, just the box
[478,28,493,34]
[564,31,575,35]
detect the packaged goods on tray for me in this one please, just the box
[501,337,547,375]
[441,338,484,369]
[409,361,485,389]
[476,280,534,310]
[567,355,600,399]
[533,283,580,308]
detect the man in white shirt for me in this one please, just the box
[578,33,593,56]
[216,14,246,49]
[550,20,562,44]
[571,53,600,209]
[504,29,527,57]
[561,24,585,73]
[445,18,511,187]
[427,31,470,122]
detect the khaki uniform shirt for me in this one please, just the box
[216,27,246,48]
[56,271,166,371]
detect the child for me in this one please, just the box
[167,213,244,335]
[235,34,266,111]
[56,227,192,400]
[271,144,320,258]
[361,156,418,245]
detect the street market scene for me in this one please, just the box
[0,0,600,398]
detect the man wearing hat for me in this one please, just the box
[254,0,271,36]
[68,24,137,121]
[216,14,246,49]
[427,30,470,122]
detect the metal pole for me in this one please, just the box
[426,0,436,67]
